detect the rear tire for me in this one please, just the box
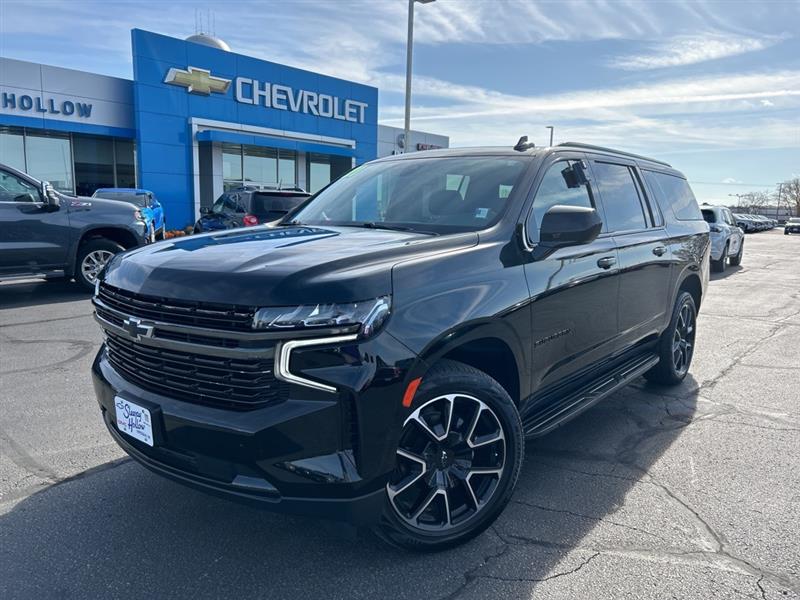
[711,243,728,273]
[729,239,743,266]
[645,291,697,386]
[374,359,523,552]
[75,239,124,291]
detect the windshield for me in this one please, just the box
[94,191,147,207]
[789,218,800,223]
[289,156,529,234]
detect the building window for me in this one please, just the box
[0,127,26,172]
[74,136,114,196]
[115,139,136,188]
[307,154,352,193]
[222,143,242,184]
[0,126,135,194]
[25,132,73,193]
[222,143,297,190]
[243,146,278,186]
[278,151,296,186]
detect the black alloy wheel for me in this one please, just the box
[645,291,698,386]
[376,360,523,551]
[388,393,506,531]
[671,301,695,377]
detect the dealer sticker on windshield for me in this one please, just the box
[114,396,154,447]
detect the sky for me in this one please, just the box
[0,0,798,204]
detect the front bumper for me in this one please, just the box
[785,226,800,233]
[91,329,419,524]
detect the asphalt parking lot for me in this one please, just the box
[1,230,799,600]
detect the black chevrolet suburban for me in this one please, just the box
[0,163,148,290]
[91,142,709,551]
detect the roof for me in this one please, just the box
[94,188,151,194]
[375,142,672,169]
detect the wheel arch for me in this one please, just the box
[71,227,140,277]
[416,322,526,406]
[677,271,703,311]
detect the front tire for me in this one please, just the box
[375,360,524,552]
[645,291,697,386]
[75,239,124,291]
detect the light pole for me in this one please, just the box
[404,0,436,154]
[546,125,554,146]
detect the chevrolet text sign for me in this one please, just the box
[235,78,368,124]
[164,66,368,124]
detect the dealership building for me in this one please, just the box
[0,29,448,226]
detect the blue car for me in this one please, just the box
[92,188,166,242]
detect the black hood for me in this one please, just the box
[103,225,476,306]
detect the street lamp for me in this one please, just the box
[546,125,554,146]
[404,0,436,154]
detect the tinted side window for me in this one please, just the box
[529,160,594,238]
[701,209,716,224]
[0,170,39,202]
[645,171,702,221]
[592,162,647,232]
[723,209,735,226]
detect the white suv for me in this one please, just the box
[701,205,745,272]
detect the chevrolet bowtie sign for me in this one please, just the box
[164,66,231,95]
[164,66,368,124]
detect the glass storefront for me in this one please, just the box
[222,143,297,191]
[307,153,352,193]
[0,126,135,195]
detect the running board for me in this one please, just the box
[522,353,659,438]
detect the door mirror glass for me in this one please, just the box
[534,205,602,259]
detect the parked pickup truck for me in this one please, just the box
[0,163,148,290]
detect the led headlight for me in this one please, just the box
[253,296,391,337]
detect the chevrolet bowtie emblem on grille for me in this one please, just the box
[163,66,231,95]
[122,317,154,340]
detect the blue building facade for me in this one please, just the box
[131,29,378,226]
[0,29,399,228]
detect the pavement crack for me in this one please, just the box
[439,529,509,600]
[509,498,671,544]
[476,552,601,584]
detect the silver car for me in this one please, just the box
[702,205,745,272]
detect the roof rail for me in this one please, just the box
[555,142,671,167]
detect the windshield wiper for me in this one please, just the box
[355,222,438,236]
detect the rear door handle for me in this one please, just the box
[652,245,667,256]
[597,256,616,269]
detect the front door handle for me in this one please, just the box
[597,256,616,269]
[652,245,667,256]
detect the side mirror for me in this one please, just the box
[41,181,60,208]
[533,205,602,260]
[200,207,211,215]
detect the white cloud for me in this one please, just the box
[379,70,800,123]
[760,99,775,107]
[722,178,743,184]
[609,33,784,71]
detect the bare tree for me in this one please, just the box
[737,191,771,214]
[780,178,800,217]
